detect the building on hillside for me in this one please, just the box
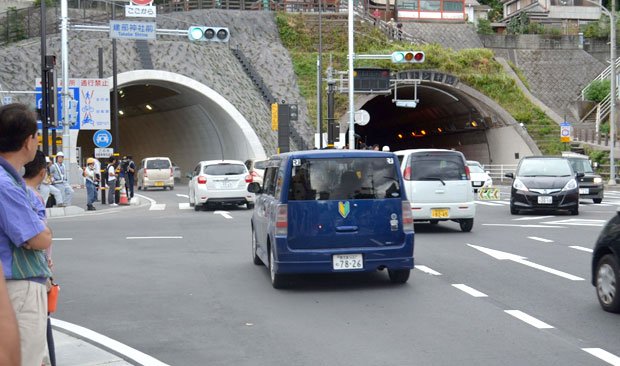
[393,0,467,21]
[465,0,491,27]
[501,0,601,29]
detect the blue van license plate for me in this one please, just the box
[333,254,363,270]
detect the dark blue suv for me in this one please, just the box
[247,150,415,288]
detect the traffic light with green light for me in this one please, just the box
[391,51,425,63]
[187,26,230,43]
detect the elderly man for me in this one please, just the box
[0,103,53,366]
[49,151,74,206]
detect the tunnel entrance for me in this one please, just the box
[76,70,266,180]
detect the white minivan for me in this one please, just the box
[394,149,476,232]
[137,157,175,191]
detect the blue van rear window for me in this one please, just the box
[288,157,401,201]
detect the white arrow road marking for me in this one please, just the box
[528,236,554,243]
[482,224,566,228]
[214,210,233,219]
[414,265,441,275]
[179,203,191,210]
[452,284,488,297]
[504,310,554,329]
[582,348,620,366]
[52,238,72,241]
[176,194,189,198]
[51,318,170,366]
[513,216,555,221]
[570,246,594,253]
[135,194,166,211]
[467,244,584,281]
[541,219,607,227]
[126,236,183,240]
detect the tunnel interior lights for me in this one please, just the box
[118,110,124,116]
[397,133,404,139]
[145,104,153,111]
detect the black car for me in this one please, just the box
[592,213,620,313]
[562,152,604,204]
[505,156,583,215]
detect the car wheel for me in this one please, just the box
[269,244,285,289]
[459,218,474,232]
[247,202,255,210]
[594,198,603,204]
[252,228,263,265]
[570,205,579,216]
[388,269,410,284]
[137,184,141,191]
[194,204,201,211]
[596,254,620,313]
[189,193,195,207]
[510,205,519,215]
[143,185,148,191]
[169,186,174,191]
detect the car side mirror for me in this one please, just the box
[186,173,193,179]
[248,182,262,194]
[593,162,599,169]
[576,172,585,178]
[505,172,514,179]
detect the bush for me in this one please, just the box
[584,79,611,103]
[477,19,493,35]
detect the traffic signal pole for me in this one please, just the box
[40,0,49,156]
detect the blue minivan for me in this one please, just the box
[247,150,415,288]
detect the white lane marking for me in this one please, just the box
[582,348,620,366]
[452,284,488,297]
[513,216,555,221]
[214,210,233,219]
[467,244,585,281]
[541,219,607,227]
[528,236,554,243]
[492,200,511,205]
[504,310,554,329]
[176,194,189,198]
[149,204,166,211]
[51,318,170,366]
[474,201,503,206]
[135,193,155,205]
[414,265,441,276]
[52,238,72,241]
[570,246,594,253]
[179,203,191,210]
[482,224,566,228]
[126,236,183,240]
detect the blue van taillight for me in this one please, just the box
[402,201,414,232]
[275,204,288,236]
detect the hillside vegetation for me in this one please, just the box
[275,13,563,154]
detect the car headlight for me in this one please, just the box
[513,178,528,191]
[562,179,578,191]
[594,177,602,184]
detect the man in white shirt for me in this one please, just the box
[48,152,74,206]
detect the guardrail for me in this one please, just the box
[484,164,517,184]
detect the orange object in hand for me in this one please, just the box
[47,282,60,313]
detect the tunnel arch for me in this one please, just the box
[76,70,266,178]
[340,70,540,164]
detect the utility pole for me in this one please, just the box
[112,1,120,153]
[40,0,49,156]
[326,65,336,147]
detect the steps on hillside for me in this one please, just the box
[135,40,154,69]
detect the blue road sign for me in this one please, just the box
[35,86,80,130]
[93,129,113,148]
[110,20,156,40]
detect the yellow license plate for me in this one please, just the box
[155,181,164,187]
[431,209,449,218]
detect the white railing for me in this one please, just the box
[484,164,518,184]
[580,57,620,100]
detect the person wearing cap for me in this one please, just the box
[49,151,74,206]
[382,145,390,152]
[38,156,63,208]
[83,158,98,211]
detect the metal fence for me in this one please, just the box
[484,164,517,184]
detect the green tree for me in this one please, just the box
[477,19,493,35]
[584,79,611,103]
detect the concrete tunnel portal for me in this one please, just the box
[76,70,536,176]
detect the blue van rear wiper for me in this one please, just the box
[421,176,446,185]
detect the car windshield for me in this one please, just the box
[468,164,485,173]
[146,159,170,169]
[408,152,467,181]
[567,158,594,173]
[288,157,401,201]
[518,158,572,177]
[204,164,245,175]
[254,160,267,170]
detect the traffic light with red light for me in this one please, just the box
[187,26,230,43]
[391,51,425,63]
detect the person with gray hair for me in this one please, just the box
[49,151,74,206]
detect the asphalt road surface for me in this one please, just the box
[48,185,620,366]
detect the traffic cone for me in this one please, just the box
[119,185,129,205]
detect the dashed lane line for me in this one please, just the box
[528,236,554,243]
[582,348,620,366]
[504,310,554,329]
[569,246,594,253]
[513,216,555,221]
[126,236,183,240]
[482,224,566,228]
[451,284,488,297]
[414,265,441,276]
[52,238,72,241]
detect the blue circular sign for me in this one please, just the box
[93,130,112,148]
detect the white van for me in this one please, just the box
[137,157,174,191]
[394,149,476,232]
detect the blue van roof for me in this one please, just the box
[272,149,395,159]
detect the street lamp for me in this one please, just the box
[586,0,617,184]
